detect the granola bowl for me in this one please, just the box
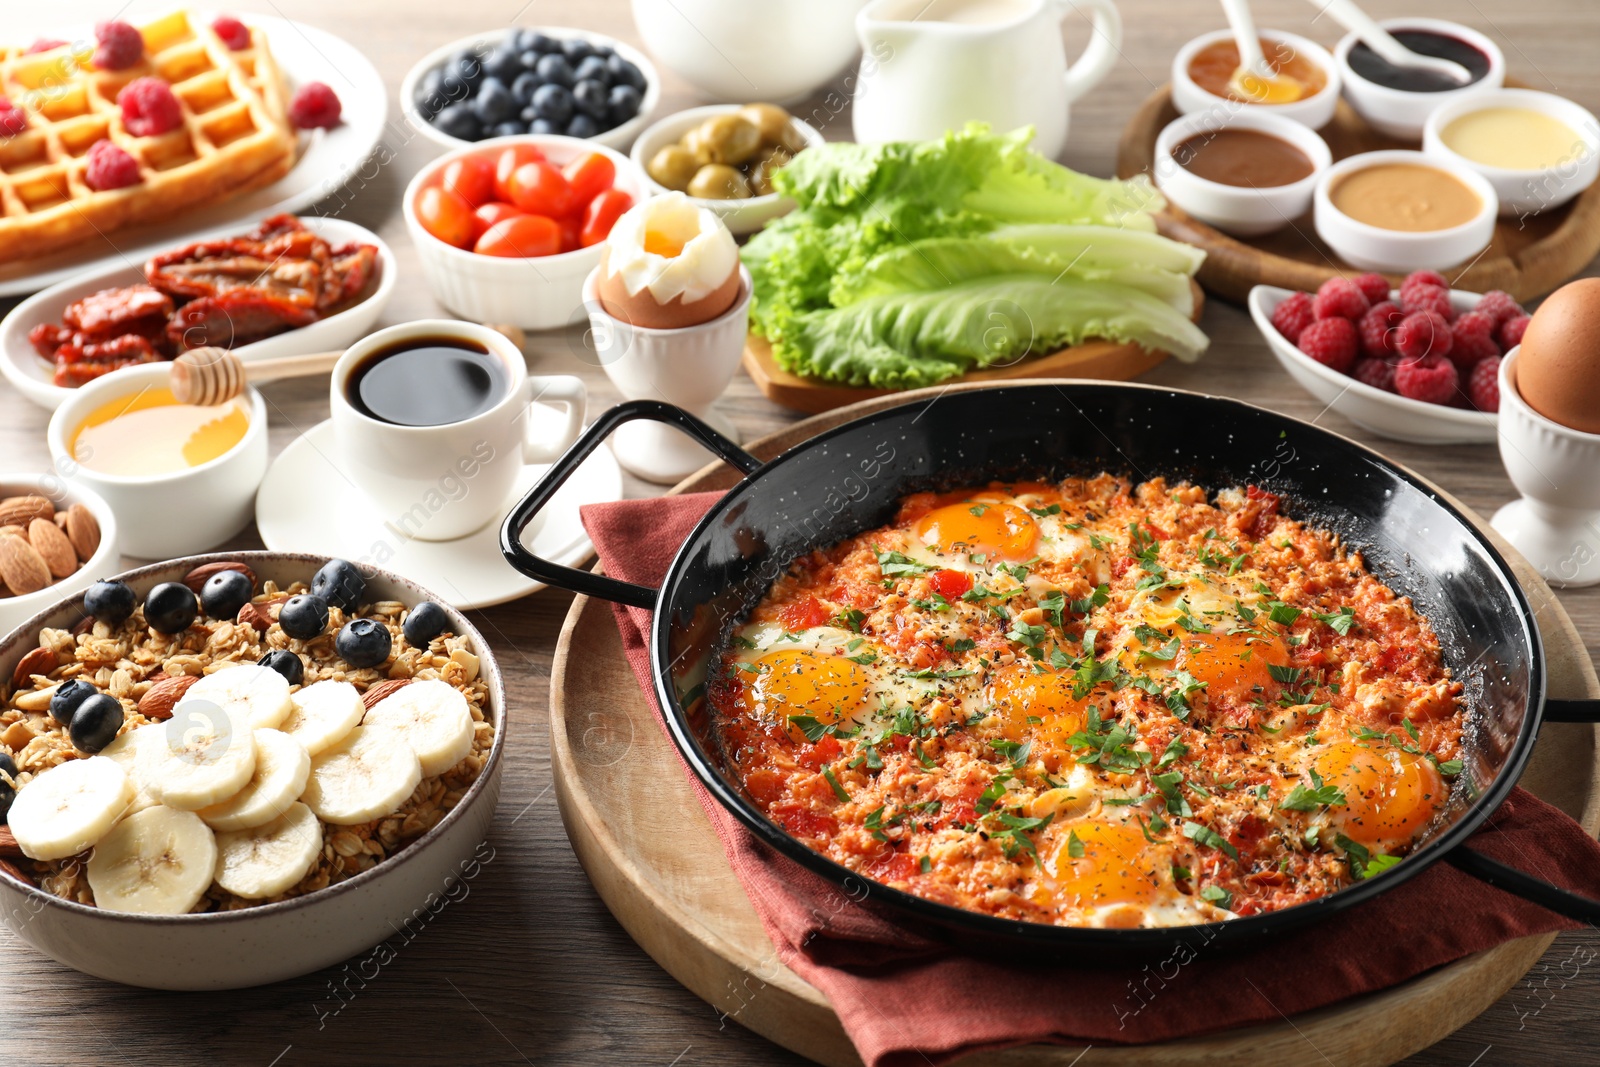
[0,551,505,989]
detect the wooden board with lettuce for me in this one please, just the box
[740,126,1210,395]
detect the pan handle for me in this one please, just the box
[500,399,763,610]
[1542,698,1600,723]
[1447,846,1600,924]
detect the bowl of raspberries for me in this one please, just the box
[1248,271,1528,444]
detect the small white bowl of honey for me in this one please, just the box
[47,363,268,559]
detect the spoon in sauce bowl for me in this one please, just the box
[1309,0,1471,86]
[1218,0,1305,104]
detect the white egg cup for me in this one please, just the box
[1491,347,1600,587]
[581,266,751,485]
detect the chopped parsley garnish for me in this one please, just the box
[1155,738,1189,769]
[832,608,866,633]
[846,651,878,665]
[969,504,989,517]
[1172,863,1192,881]
[919,855,932,873]
[1066,829,1085,858]
[1151,770,1192,817]
[1029,503,1062,518]
[1312,606,1357,635]
[821,766,850,802]
[1066,706,1150,772]
[1334,834,1400,879]
[990,738,1031,768]
[1070,584,1110,615]
[992,810,1052,862]
[1164,670,1208,719]
[948,637,977,653]
[1200,884,1233,908]
[1039,591,1066,630]
[1279,768,1346,812]
[875,549,934,577]
[788,715,835,742]
[1181,819,1239,861]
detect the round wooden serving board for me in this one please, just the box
[1115,81,1600,305]
[549,383,1600,1067]
[741,284,1202,415]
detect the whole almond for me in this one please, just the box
[237,601,274,633]
[138,674,199,720]
[361,678,412,710]
[0,525,23,540]
[0,827,20,859]
[27,518,77,579]
[10,646,57,689]
[0,858,33,885]
[64,504,100,562]
[0,496,54,529]
[0,536,50,596]
[53,511,68,529]
[72,615,96,636]
[183,561,257,595]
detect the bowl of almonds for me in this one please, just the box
[0,476,117,642]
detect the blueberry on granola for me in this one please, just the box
[84,579,136,625]
[69,693,123,754]
[335,618,391,669]
[201,569,254,621]
[257,648,304,687]
[0,752,15,823]
[279,594,329,641]
[401,601,450,648]
[311,559,365,614]
[49,678,97,726]
[144,582,198,634]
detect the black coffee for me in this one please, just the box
[347,336,508,427]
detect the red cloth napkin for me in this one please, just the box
[582,492,1600,1067]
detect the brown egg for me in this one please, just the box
[597,245,741,330]
[1517,278,1600,434]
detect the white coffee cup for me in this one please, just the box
[331,320,586,542]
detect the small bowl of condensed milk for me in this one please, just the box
[1423,88,1600,218]
[1313,149,1498,272]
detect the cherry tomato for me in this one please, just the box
[471,200,526,240]
[473,214,562,258]
[562,151,615,209]
[928,569,972,599]
[440,155,495,208]
[505,161,573,218]
[579,188,633,247]
[416,186,476,249]
[556,214,582,254]
[493,144,547,202]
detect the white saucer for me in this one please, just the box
[255,419,623,610]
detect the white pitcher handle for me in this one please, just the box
[522,374,588,465]
[1058,0,1122,104]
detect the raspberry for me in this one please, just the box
[1449,311,1500,370]
[211,16,251,50]
[1270,291,1315,343]
[83,138,141,191]
[1474,290,1524,327]
[1403,270,1449,291]
[118,78,182,137]
[1296,316,1358,373]
[1313,277,1371,321]
[1394,354,1460,405]
[26,38,68,54]
[93,20,144,71]
[1394,310,1453,362]
[1498,314,1531,351]
[1401,283,1454,321]
[0,98,26,138]
[1467,355,1501,412]
[289,81,342,129]
[1352,357,1397,392]
[1358,301,1402,359]
[1353,273,1392,305]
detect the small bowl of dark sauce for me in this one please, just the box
[1154,110,1332,236]
[1335,18,1505,141]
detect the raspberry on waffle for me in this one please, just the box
[0,10,297,262]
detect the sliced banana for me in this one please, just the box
[196,729,311,831]
[185,663,292,729]
[213,801,323,899]
[86,806,217,915]
[278,680,364,756]
[99,725,163,816]
[363,679,473,777]
[143,703,257,811]
[301,725,421,825]
[7,756,132,860]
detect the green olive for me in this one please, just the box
[647,145,699,192]
[695,113,762,165]
[680,125,714,166]
[687,163,751,200]
[738,102,794,145]
[746,147,793,196]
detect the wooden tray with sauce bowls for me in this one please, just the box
[1115,80,1600,305]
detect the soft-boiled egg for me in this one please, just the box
[598,191,741,329]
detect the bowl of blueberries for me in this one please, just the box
[402,26,659,153]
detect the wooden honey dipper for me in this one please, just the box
[169,346,342,405]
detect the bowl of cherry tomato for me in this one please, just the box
[403,135,646,330]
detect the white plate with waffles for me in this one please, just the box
[0,9,386,296]
[255,417,626,611]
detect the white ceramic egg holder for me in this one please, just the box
[581,266,751,484]
[1491,347,1600,587]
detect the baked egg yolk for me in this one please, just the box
[1312,741,1444,849]
[986,662,1089,753]
[915,499,1038,561]
[748,649,869,740]
[1182,630,1289,701]
[1053,821,1162,913]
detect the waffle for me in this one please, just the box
[0,11,298,263]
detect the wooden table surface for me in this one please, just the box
[5,2,1599,1064]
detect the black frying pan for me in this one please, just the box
[502,383,1600,955]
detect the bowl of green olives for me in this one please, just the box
[630,104,825,236]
